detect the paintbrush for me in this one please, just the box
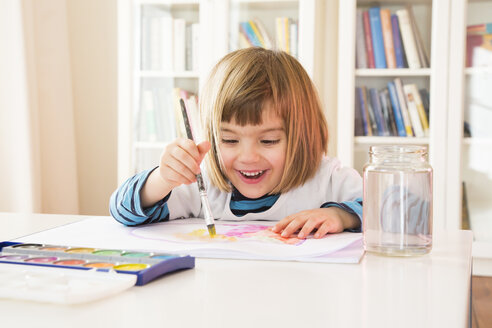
[179,98,216,237]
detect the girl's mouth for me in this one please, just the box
[239,170,266,179]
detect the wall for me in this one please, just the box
[66,0,118,215]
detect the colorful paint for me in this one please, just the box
[83,262,115,268]
[53,259,86,266]
[24,257,57,263]
[121,252,151,258]
[65,247,96,254]
[0,241,195,286]
[113,263,149,271]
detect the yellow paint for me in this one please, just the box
[174,229,236,242]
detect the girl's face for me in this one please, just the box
[219,109,287,199]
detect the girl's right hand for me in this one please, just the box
[158,138,211,190]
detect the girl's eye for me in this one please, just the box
[221,139,238,144]
[261,139,280,145]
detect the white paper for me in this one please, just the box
[16,217,364,263]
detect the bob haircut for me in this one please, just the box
[200,47,328,194]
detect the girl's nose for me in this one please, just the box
[238,143,260,163]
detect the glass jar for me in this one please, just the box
[363,145,433,256]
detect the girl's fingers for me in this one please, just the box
[280,217,307,238]
[297,218,323,239]
[314,220,334,239]
[161,163,195,186]
[271,215,294,233]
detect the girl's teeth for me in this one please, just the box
[241,170,263,177]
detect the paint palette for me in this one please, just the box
[0,242,195,286]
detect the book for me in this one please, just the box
[159,16,174,71]
[466,34,492,67]
[369,88,388,136]
[403,84,424,137]
[406,5,429,68]
[396,9,421,69]
[380,88,397,136]
[191,23,200,71]
[467,22,492,34]
[387,81,407,137]
[362,86,377,135]
[142,90,157,142]
[419,88,430,124]
[394,78,414,136]
[239,27,253,48]
[357,87,371,136]
[407,84,429,136]
[275,17,290,53]
[253,19,273,49]
[248,20,266,48]
[240,21,262,47]
[289,20,298,58]
[384,88,399,136]
[356,9,368,69]
[354,88,364,136]
[173,18,186,72]
[369,7,387,68]
[362,11,376,68]
[391,14,406,68]
[380,9,396,69]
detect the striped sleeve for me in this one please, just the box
[109,167,170,226]
[320,197,363,232]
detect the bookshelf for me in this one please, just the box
[447,0,492,274]
[337,0,451,230]
[117,0,320,184]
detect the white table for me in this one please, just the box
[0,212,472,328]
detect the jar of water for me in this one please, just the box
[363,145,433,256]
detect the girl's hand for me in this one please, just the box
[140,139,211,208]
[271,207,360,239]
[158,138,211,190]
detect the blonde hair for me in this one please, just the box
[200,47,328,194]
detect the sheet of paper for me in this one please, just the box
[16,217,364,263]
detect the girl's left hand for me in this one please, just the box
[271,207,359,239]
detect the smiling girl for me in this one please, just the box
[110,47,362,239]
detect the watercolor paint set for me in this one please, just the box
[0,241,195,304]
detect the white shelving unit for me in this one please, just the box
[447,0,492,275]
[336,0,451,230]
[117,0,321,184]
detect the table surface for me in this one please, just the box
[0,212,473,328]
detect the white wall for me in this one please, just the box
[66,0,118,215]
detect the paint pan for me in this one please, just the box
[113,263,149,271]
[92,250,122,256]
[65,247,96,254]
[83,262,115,268]
[24,257,58,263]
[53,259,86,266]
[121,252,152,258]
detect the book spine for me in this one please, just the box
[363,11,376,68]
[403,84,424,137]
[379,89,395,136]
[159,16,174,72]
[284,18,290,54]
[173,18,186,72]
[240,22,262,47]
[248,20,266,47]
[369,88,387,136]
[356,9,368,69]
[419,88,430,121]
[394,78,414,136]
[467,23,492,34]
[275,18,286,52]
[191,23,200,71]
[380,9,396,69]
[369,7,387,68]
[149,16,161,70]
[408,84,430,136]
[396,9,421,69]
[406,5,429,68]
[354,88,364,136]
[356,87,370,136]
[290,21,298,58]
[387,81,407,137]
[391,14,406,68]
[466,34,484,67]
[253,19,273,49]
[383,88,398,136]
[362,87,376,135]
